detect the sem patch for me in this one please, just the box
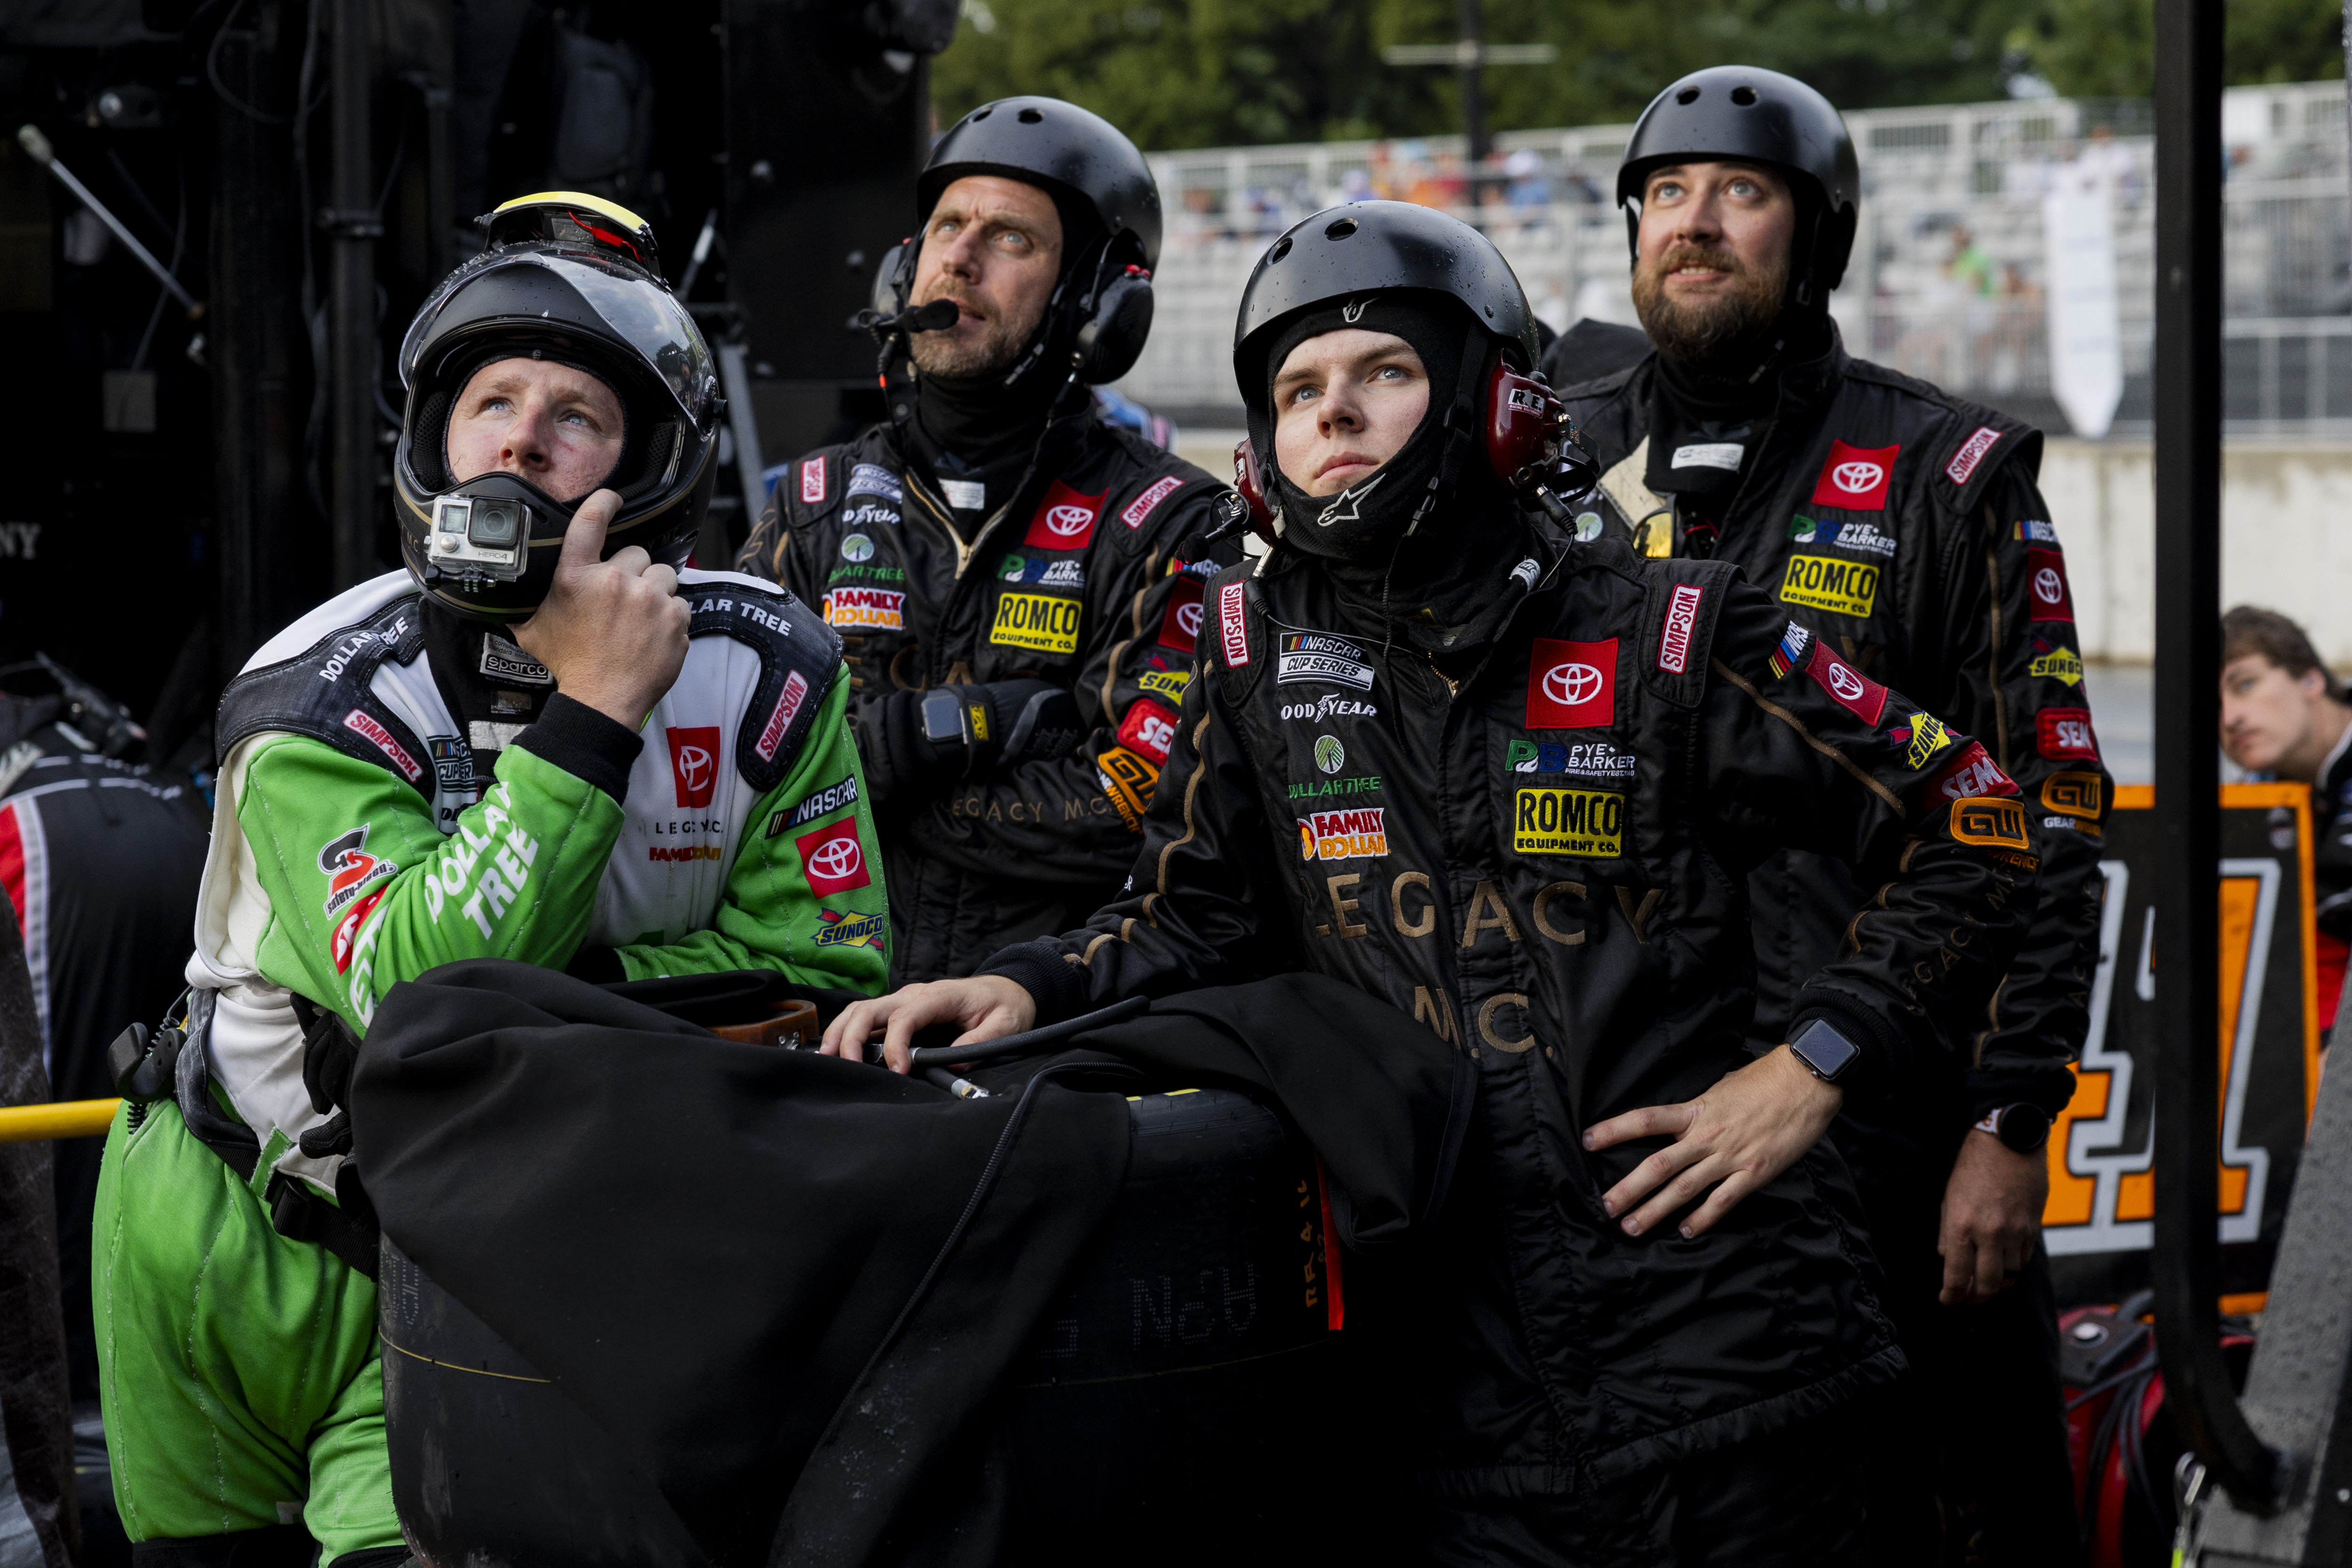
[1780,554,1881,619]
[991,591,1083,655]
[2037,707,2100,761]
[1926,740,2018,802]
[1118,698,1180,765]
[1513,788,1625,859]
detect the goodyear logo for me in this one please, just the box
[990,590,1082,654]
[2031,645,2084,686]
[1512,788,1625,858]
[1779,554,1880,618]
[1138,668,1191,701]
[1950,796,2031,851]
[1907,711,1953,771]
[2042,770,2105,820]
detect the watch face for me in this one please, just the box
[1997,1104,2053,1153]
[920,689,963,745]
[1790,1019,1861,1082]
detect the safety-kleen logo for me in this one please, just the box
[1779,554,1880,618]
[1512,788,1625,858]
[990,590,1083,654]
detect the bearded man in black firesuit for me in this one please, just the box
[826,200,2044,1563]
[737,97,1232,983]
[1546,67,2109,1565]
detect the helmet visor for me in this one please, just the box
[400,250,718,430]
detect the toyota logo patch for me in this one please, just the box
[1177,602,1203,637]
[1544,663,1604,707]
[809,837,860,879]
[1525,637,1617,728]
[2033,567,2064,604]
[1826,662,1867,703]
[1810,439,1899,511]
[1022,480,1108,550]
[1831,461,1884,494]
[795,820,872,893]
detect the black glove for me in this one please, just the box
[961,680,1086,773]
[851,687,965,807]
[852,682,1088,805]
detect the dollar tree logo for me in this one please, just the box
[1314,735,1345,774]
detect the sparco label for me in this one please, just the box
[1513,788,1625,858]
[1277,632,1375,691]
[1658,583,1704,674]
[755,669,810,762]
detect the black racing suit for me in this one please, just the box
[979,530,2037,1552]
[737,413,1231,983]
[1555,324,2106,1563]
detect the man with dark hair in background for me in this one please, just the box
[2221,604,2352,1029]
[1548,66,2108,1566]
[737,97,1236,985]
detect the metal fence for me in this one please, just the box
[1117,81,2352,438]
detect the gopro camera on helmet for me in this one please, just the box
[425,488,532,586]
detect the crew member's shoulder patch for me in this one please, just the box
[682,575,842,795]
[800,456,828,505]
[1945,425,2003,486]
[1120,474,1187,531]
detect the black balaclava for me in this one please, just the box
[1251,290,1547,653]
[904,185,1104,514]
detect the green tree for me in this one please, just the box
[2012,0,2342,97]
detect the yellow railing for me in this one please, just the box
[0,1098,119,1143]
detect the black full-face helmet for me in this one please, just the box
[393,191,720,623]
[1616,65,1861,300]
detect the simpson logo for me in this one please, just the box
[752,669,811,764]
[1158,578,1206,652]
[2042,769,2106,820]
[823,587,904,630]
[1513,788,1626,858]
[2014,518,2060,545]
[800,457,827,505]
[1949,796,2031,852]
[2036,707,2100,761]
[649,844,723,863]
[1121,476,1184,529]
[1658,583,1704,674]
[845,462,903,504]
[1804,642,1889,727]
[767,772,860,836]
[1118,697,1180,765]
[1138,667,1191,701]
[814,908,887,949]
[1768,621,1813,679]
[1525,637,1617,729]
[1780,554,1881,618]
[2030,640,2085,686]
[1298,807,1388,861]
[1927,740,2018,802]
[1810,439,1899,510]
[1095,744,1160,831]
[1218,581,1250,667]
[342,709,423,783]
[991,590,1083,655]
[2025,547,2074,622]
[1022,480,1108,550]
[1278,632,1376,692]
[1946,425,2003,487]
[329,887,386,975]
[795,820,870,894]
[667,726,722,808]
[318,825,395,919]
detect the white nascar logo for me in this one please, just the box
[1543,662,1603,707]
[1826,662,1867,703]
[1176,602,1204,637]
[2034,566,2065,604]
[1831,460,1885,494]
[808,837,863,880]
[842,533,874,562]
[1045,503,1093,538]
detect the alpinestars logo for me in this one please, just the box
[1315,471,1386,529]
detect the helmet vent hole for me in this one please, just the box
[1017,107,1043,123]
[1325,216,1358,240]
[972,107,993,120]
[1269,237,1293,263]
[1677,87,1700,104]
[1731,85,1757,105]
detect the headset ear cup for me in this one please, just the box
[1074,271,1154,384]
[1232,436,1277,542]
[871,239,916,319]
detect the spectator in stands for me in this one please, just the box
[2221,605,2352,1032]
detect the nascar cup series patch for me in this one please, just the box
[1278,632,1376,691]
[990,591,1083,655]
[1512,788,1625,859]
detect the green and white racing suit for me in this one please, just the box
[95,567,884,1559]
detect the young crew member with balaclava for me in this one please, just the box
[822,201,2042,1564]
[737,97,1238,985]
[93,194,886,1568]
[1547,68,2108,1565]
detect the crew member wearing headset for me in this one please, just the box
[737,97,1237,984]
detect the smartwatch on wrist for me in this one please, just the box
[919,688,966,748]
[1787,1018,1862,1084]
[1975,1103,2053,1154]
